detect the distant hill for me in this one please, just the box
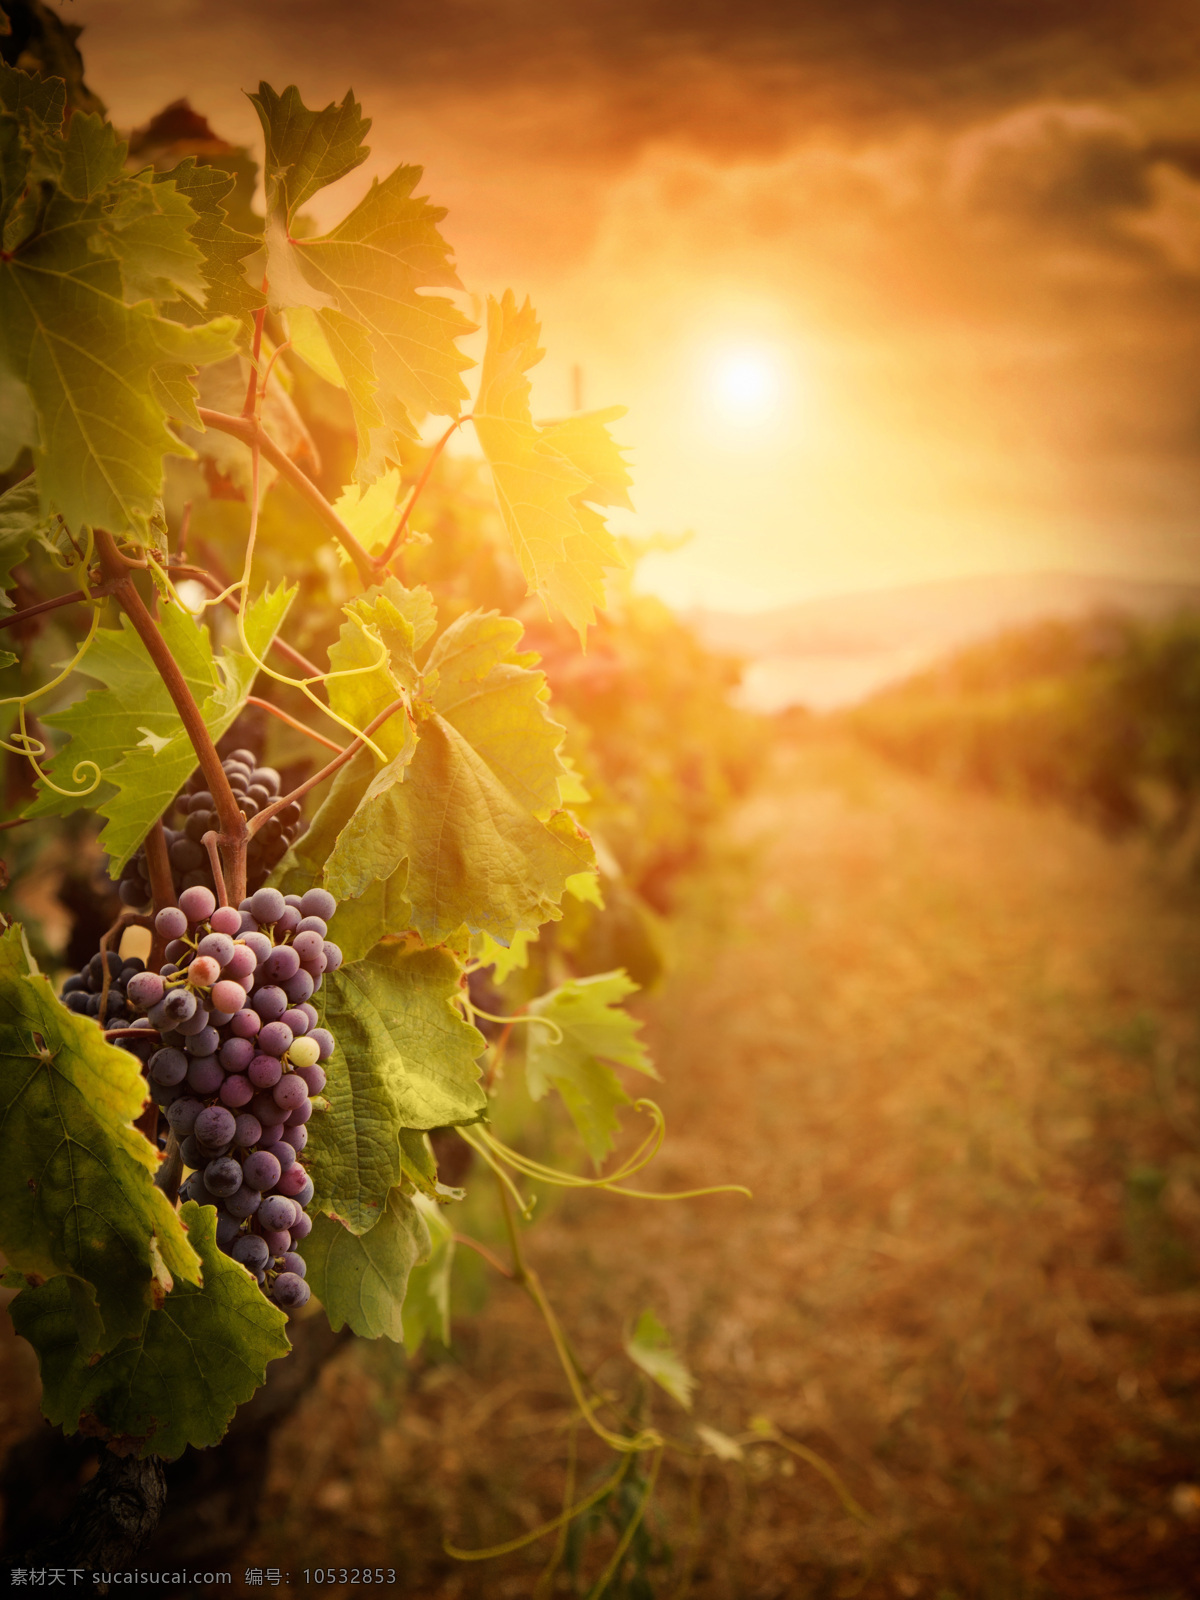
[688,572,1200,712]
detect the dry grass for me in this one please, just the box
[7,737,1200,1596]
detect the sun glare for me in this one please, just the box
[708,347,783,424]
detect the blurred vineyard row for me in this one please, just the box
[838,608,1200,846]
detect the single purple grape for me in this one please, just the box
[280,1251,307,1279]
[223,944,258,981]
[126,971,165,1010]
[248,887,286,925]
[178,884,217,925]
[295,1063,326,1095]
[230,1009,261,1040]
[219,1035,255,1072]
[286,1096,313,1127]
[298,1003,319,1030]
[226,1184,262,1220]
[273,1073,308,1112]
[261,1227,291,1255]
[238,931,273,964]
[149,1047,189,1086]
[295,916,328,939]
[272,1272,310,1309]
[276,1161,309,1198]
[204,1156,243,1198]
[166,1096,203,1135]
[284,893,303,908]
[238,911,257,934]
[259,1021,294,1059]
[253,985,288,1023]
[258,1194,297,1232]
[232,1233,270,1272]
[196,932,236,967]
[242,1149,282,1191]
[290,1208,313,1240]
[188,955,222,989]
[194,1105,236,1152]
[322,943,343,974]
[283,970,315,1004]
[184,1026,221,1058]
[309,1028,335,1062]
[163,939,188,963]
[283,1124,308,1153]
[218,1074,254,1109]
[262,945,300,983]
[293,1175,314,1208]
[291,930,324,964]
[211,979,247,1016]
[155,906,188,941]
[163,987,199,1024]
[275,906,301,937]
[214,1213,242,1251]
[186,1055,225,1096]
[234,1112,263,1147]
[209,905,243,937]
[299,887,337,922]
[280,1007,310,1037]
[248,1052,283,1089]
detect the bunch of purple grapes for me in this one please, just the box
[114,748,304,910]
[123,883,342,1310]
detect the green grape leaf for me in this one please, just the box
[0,648,16,670]
[474,291,625,638]
[398,1127,439,1196]
[250,82,473,482]
[0,472,50,607]
[27,584,294,870]
[0,63,240,543]
[541,406,634,511]
[275,750,413,964]
[308,942,486,1233]
[301,1187,430,1342]
[8,1203,291,1458]
[625,1310,695,1411]
[160,158,264,327]
[324,607,592,944]
[402,1192,455,1354]
[526,970,657,1165]
[0,925,202,1350]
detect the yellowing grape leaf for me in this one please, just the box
[0,925,201,1351]
[8,1203,290,1459]
[26,584,293,869]
[250,82,473,482]
[0,62,240,543]
[308,942,486,1233]
[301,1187,430,1341]
[402,1192,455,1354]
[625,1310,695,1411]
[474,292,626,638]
[323,606,593,945]
[526,970,657,1165]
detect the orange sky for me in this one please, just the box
[64,0,1200,610]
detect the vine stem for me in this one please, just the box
[196,408,376,584]
[94,530,249,903]
[246,695,343,753]
[372,416,467,570]
[246,696,406,838]
[0,581,117,631]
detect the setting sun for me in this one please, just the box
[708,347,782,424]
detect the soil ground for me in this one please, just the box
[5,737,1200,1597]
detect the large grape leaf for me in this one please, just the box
[0,925,202,1350]
[26,584,294,870]
[7,1203,290,1458]
[308,942,486,1233]
[0,63,240,543]
[301,1187,429,1341]
[324,605,593,944]
[402,1192,455,1354]
[473,291,626,638]
[250,82,474,483]
[526,970,657,1165]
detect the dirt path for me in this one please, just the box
[6,740,1200,1596]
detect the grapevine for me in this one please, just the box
[0,18,757,1585]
